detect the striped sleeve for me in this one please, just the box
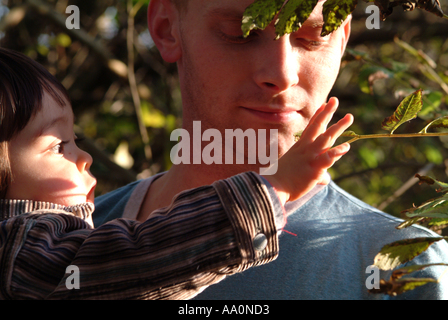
[0,172,279,300]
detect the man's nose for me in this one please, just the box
[253,35,299,93]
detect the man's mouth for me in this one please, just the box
[241,106,301,123]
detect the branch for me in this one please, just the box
[377,163,435,211]
[127,0,152,161]
[344,132,448,144]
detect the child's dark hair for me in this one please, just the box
[0,48,70,198]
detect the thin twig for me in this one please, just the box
[127,0,152,161]
[345,132,448,144]
[377,163,434,211]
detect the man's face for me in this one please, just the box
[174,0,350,158]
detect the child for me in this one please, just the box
[0,48,352,299]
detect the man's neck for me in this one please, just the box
[136,162,261,222]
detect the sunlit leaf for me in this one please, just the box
[381,89,423,134]
[374,236,447,270]
[275,0,319,39]
[396,216,426,230]
[428,218,448,227]
[420,91,444,119]
[419,116,448,134]
[294,131,303,141]
[242,0,284,38]
[369,277,438,296]
[321,0,357,36]
[341,130,358,137]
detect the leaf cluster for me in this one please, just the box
[340,90,448,296]
[341,89,448,144]
[242,0,448,39]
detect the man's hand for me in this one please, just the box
[264,97,354,204]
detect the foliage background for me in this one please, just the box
[1,0,448,228]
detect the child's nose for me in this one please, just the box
[77,148,93,173]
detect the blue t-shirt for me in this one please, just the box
[94,179,448,299]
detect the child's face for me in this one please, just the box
[5,91,97,206]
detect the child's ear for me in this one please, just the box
[147,0,182,63]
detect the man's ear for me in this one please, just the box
[340,15,351,55]
[147,0,181,63]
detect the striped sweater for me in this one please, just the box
[0,172,280,300]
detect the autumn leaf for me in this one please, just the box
[369,263,448,296]
[374,236,447,270]
[419,116,448,134]
[321,0,358,36]
[381,89,423,134]
[369,277,438,296]
[275,0,319,39]
[403,197,448,220]
[399,176,448,224]
[414,174,448,193]
[241,0,284,38]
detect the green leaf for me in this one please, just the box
[293,130,303,141]
[420,91,444,119]
[374,236,447,270]
[341,130,358,137]
[428,218,448,227]
[242,0,284,38]
[404,197,448,219]
[369,263,448,296]
[275,0,319,39]
[381,89,423,134]
[370,277,438,296]
[414,174,448,193]
[321,0,358,36]
[419,116,448,134]
[391,263,448,280]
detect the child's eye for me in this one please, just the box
[50,141,68,154]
